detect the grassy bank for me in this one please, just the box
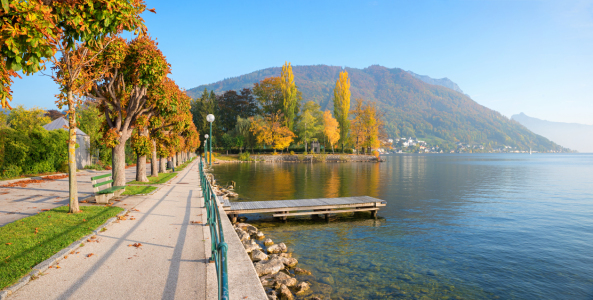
[175,157,195,171]
[0,205,123,289]
[122,185,157,195]
[127,172,177,185]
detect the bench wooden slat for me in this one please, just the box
[93,179,114,188]
[91,173,112,181]
[96,186,126,195]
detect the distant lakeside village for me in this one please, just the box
[379,137,561,154]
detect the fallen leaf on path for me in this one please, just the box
[70,251,75,255]
[87,253,94,257]
[56,266,61,269]
[191,221,202,224]
[131,243,142,248]
[41,209,49,211]
[64,255,68,259]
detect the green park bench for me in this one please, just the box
[91,173,125,204]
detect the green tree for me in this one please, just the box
[7,105,50,133]
[76,101,105,162]
[253,77,283,117]
[333,70,351,152]
[296,101,323,153]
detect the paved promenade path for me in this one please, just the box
[0,167,140,226]
[10,160,214,300]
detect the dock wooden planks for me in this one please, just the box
[224,196,386,221]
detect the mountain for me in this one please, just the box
[187,65,568,152]
[406,71,464,94]
[512,113,592,153]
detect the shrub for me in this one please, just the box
[372,150,380,159]
[312,154,327,162]
[0,126,68,178]
[239,152,251,161]
[344,148,354,154]
[290,151,295,155]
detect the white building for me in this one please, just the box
[43,117,91,169]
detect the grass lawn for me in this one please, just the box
[213,155,240,162]
[175,157,195,171]
[0,205,123,289]
[126,172,177,185]
[122,185,157,196]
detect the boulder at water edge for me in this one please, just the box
[278,284,294,300]
[251,249,269,262]
[294,267,312,275]
[264,238,274,246]
[254,258,286,276]
[255,231,265,239]
[260,271,292,286]
[267,243,288,254]
[242,239,262,253]
[295,282,310,294]
[234,222,258,235]
[235,228,250,242]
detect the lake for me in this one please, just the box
[212,154,593,299]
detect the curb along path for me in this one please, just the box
[9,160,214,300]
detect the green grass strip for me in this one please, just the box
[127,172,177,185]
[175,157,195,171]
[122,185,157,196]
[0,205,123,289]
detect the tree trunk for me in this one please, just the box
[136,155,148,182]
[160,156,166,173]
[332,145,335,154]
[112,142,126,186]
[151,141,158,177]
[172,154,177,168]
[67,94,79,213]
[305,142,308,154]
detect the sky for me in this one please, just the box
[10,0,593,125]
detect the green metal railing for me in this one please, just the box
[199,158,229,300]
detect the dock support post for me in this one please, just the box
[325,213,330,222]
[231,214,237,223]
[282,211,288,222]
[371,210,377,219]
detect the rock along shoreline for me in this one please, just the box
[233,222,325,300]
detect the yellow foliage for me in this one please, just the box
[250,114,296,151]
[322,110,340,152]
[333,70,351,146]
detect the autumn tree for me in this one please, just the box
[333,70,351,152]
[250,114,295,153]
[253,77,283,117]
[1,0,148,213]
[89,36,170,187]
[350,99,384,153]
[323,110,340,154]
[280,62,298,130]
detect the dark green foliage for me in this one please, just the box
[191,88,217,141]
[188,65,568,151]
[0,126,68,178]
[215,88,259,133]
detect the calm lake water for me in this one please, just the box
[212,154,593,299]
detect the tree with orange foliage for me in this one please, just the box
[89,36,170,187]
[250,114,296,153]
[323,110,340,153]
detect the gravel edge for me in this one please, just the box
[0,209,129,300]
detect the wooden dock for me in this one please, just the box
[222,196,387,222]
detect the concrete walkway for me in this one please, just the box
[0,167,139,226]
[9,160,215,300]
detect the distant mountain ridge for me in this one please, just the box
[187,64,568,152]
[512,113,592,153]
[406,71,465,94]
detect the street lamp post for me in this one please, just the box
[206,114,215,166]
[204,134,209,164]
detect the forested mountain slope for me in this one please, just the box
[187,65,568,151]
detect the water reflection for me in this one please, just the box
[213,154,593,299]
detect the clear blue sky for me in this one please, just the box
[11,0,593,125]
